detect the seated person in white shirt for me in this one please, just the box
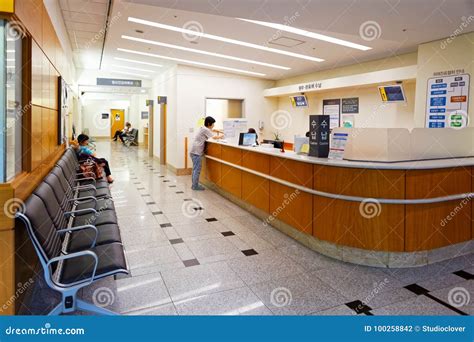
[190,116,223,190]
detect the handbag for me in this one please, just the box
[79,158,103,180]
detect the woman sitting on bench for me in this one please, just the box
[76,134,114,184]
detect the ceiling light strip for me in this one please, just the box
[114,57,163,67]
[128,17,324,62]
[122,35,290,70]
[238,18,372,51]
[117,48,266,77]
[111,70,150,78]
[112,64,154,73]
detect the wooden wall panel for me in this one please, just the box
[313,197,405,251]
[269,182,313,234]
[41,107,50,159]
[242,150,270,174]
[270,156,312,187]
[41,51,50,110]
[31,106,42,170]
[221,146,242,165]
[31,41,42,107]
[314,165,405,199]
[242,172,269,213]
[206,159,221,186]
[405,168,472,251]
[221,165,242,199]
[206,142,221,158]
[15,0,43,45]
[50,65,58,110]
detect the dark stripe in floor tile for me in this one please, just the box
[159,176,165,178]
[141,194,150,197]
[146,201,156,205]
[345,300,372,314]
[170,238,184,245]
[176,191,184,194]
[183,259,200,267]
[242,249,258,256]
[152,211,163,215]
[193,207,204,211]
[169,185,177,188]
[160,223,172,228]
[184,198,193,201]
[405,283,468,315]
[163,180,170,182]
[136,187,145,190]
[206,217,218,222]
[453,270,473,280]
[222,231,235,237]
[133,182,141,185]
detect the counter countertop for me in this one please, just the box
[206,140,474,170]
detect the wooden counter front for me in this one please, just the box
[204,142,473,263]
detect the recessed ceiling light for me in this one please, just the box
[6,50,14,53]
[114,57,163,67]
[117,48,266,77]
[237,18,372,51]
[112,64,154,73]
[128,17,324,62]
[122,35,290,70]
[111,70,150,78]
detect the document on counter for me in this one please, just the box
[328,133,349,160]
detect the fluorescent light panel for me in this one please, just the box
[111,70,150,78]
[114,57,163,67]
[117,48,266,77]
[112,64,154,73]
[121,35,290,70]
[237,18,372,51]
[128,17,324,62]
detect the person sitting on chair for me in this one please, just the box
[77,134,114,184]
[113,122,132,143]
[247,128,259,145]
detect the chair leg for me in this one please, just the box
[48,302,64,316]
[77,299,119,315]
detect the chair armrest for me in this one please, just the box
[73,185,96,195]
[57,224,98,248]
[68,196,98,205]
[76,176,96,185]
[47,250,98,287]
[64,208,98,217]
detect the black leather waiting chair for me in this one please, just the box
[16,195,128,315]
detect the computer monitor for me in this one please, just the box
[378,84,406,102]
[239,133,257,146]
[262,139,283,149]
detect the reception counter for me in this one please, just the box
[202,141,474,267]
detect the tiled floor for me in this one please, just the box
[20,142,473,316]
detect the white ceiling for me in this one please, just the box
[62,0,474,80]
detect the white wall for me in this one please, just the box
[175,65,277,169]
[81,99,130,137]
[129,94,149,143]
[151,66,178,164]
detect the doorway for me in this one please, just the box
[110,109,125,138]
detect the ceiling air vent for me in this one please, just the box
[268,36,305,47]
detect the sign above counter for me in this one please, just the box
[263,66,417,97]
[96,78,142,87]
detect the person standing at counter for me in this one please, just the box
[190,116,223,191]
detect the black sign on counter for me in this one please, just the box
[309,115,330,158]
[341,97,359,114]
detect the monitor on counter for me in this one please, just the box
[239,133,257,146]
[378,84,406,102]
[290,95,308,107]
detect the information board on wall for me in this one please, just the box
[223,119,248,143]
[425,74,470,128]
[341,97,359,114]
[323,99,340,129]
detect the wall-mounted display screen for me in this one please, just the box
[290,95,308,107]
[378,85,406,102]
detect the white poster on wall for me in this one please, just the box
[425,73,470,128]
[323,99,341,129]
